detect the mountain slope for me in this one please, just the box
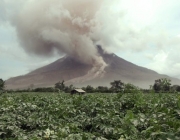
[6,48,180,89]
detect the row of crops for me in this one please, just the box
[0,92,180,139]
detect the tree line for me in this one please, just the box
[53,78,180,93]
[1,78,180,94]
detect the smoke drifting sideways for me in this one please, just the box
[13,0,107,79]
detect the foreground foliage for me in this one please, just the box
[0,92,180,139]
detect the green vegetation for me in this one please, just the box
[0,79,5,94]
[0,79,5,90]
[110,80,124,93]
[153,78,172,93]
[1,78,180,139]
[1,92,180,139]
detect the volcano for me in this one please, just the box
[6,46,180,89]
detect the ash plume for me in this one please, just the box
[13,0,107,80]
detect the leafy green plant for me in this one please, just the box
[0,92,180,139]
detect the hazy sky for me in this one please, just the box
[1,0,180,80]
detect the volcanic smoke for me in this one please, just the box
[13,0,107,81]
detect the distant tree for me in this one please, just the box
[96,86,110,93]
[175,86,180,92]
[171,85,180,93]
[85,85,95,93]
[124,83,140,93]
[55,80,65,91]
[64,84,74,93]
[153,78,171,93]
[161,78,171,92]
[153,79,161,92]
[0,79,5,91]
[33,87,57,92]
[82,87,86,92]
[110,80,124,93]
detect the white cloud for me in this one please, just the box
[146,48,180,78]
[146,51,169,72]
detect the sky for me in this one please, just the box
[1,0,180,80]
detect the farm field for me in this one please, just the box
[0,92,180,140]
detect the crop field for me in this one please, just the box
[0,92,180,140]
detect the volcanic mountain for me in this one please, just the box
[6,46,180,89]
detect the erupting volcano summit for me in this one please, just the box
[6,46,180,89]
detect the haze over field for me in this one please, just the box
[1,0,180,82]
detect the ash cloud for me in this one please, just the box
[6,0,180,80]
[13,0,106,69]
